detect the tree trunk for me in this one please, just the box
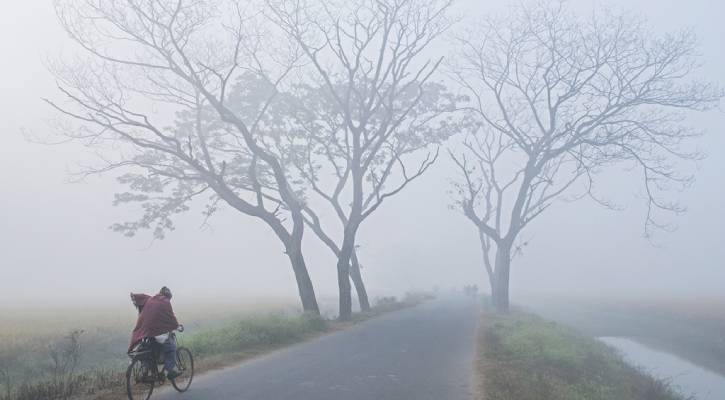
[336,256,353,320]
[350,250,370,311]
[493,243,512,313]
[488,272,498,307]
[336,229,355,320]
[286,243,320,314]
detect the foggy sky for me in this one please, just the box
[1,0,723,309]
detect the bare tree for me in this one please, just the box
[49,0,321,313]
[275,79,459,313]
[266,0,458,320]
[449,2,722,312]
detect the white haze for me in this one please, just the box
[0,0,723,309]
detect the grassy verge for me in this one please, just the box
[476,307,689,400]
[524,296,725,377]
[2,294,427,400]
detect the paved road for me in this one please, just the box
[156,297,480,400]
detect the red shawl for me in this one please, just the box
[129,293,180,352]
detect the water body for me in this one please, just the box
[600,337,725,400]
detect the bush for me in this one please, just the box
[374,296,398,306]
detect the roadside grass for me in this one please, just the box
[524,296,725,377]
[0,294,427,400]
[477,307,690,400]
[184,313,329,359]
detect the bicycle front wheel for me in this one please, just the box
[126,358,155,400]
[171,346,194,392]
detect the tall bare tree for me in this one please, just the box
[49,0,321,313]
[449,2,722,312]
[266,0,458,319]
[285,80,459,312]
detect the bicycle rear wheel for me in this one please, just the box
[126,358,155,400]
[171,347,194,392]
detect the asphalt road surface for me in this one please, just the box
[155,297,480,400]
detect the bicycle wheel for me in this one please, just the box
[171,347,194,392]
[126,358,155,400]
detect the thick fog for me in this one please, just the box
[1,0,723,309]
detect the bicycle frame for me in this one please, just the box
[127,337,172,384]
[126,331,193,400]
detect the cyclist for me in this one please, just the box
[129,286,184,379]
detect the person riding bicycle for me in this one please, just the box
[129,286,184,380]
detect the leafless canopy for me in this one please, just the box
[266,0,457,226]
[451,2,721,242]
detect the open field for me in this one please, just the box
[522,296,725,377]
[0,300,298,399]
[475,305,690,400]
[0,300,299,387]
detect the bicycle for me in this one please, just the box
[126,329,194,400]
